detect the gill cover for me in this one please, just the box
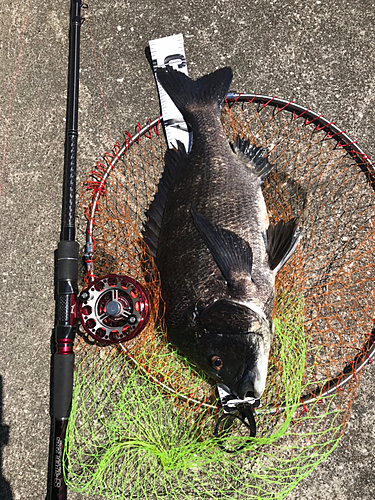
[199,299,263,335]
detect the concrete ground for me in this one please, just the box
[0,0,374,499]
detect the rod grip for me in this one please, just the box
[54,353,75,419]
[57,240,79,281]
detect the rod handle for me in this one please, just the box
[54,353,75,419]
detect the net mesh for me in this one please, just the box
[65,98,375,499]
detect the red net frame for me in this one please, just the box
[79,94,375,418]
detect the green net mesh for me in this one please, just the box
[65,97,375,499]
[66,293,345,499]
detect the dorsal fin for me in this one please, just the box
[190,204,252,287]
[143,141,187,257]
[233,136,275,181]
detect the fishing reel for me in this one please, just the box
[77,274,150,344]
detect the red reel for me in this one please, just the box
[78,274,151,343]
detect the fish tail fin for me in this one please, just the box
[156,66,233,116]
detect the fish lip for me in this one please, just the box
[237,370,256,400]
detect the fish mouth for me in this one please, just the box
[236,348,270,400]
[237,370,256,400]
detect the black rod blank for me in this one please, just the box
[62,0,81,242]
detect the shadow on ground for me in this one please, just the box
[0,376,13,500]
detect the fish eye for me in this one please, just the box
[211,355,223,371]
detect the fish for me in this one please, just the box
[143,66,301,400]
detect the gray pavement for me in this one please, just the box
[0,0,374,499]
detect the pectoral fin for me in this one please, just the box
[266,219,301,273]
[191,204,252,287]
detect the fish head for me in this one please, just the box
[195,298,273,400]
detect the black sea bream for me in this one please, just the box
[143,67,300,399]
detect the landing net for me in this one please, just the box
[65,95,375,499]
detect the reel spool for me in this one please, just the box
[78,274,150,343]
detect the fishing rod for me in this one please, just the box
[48,3,151,497]
[49,1,82,498]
